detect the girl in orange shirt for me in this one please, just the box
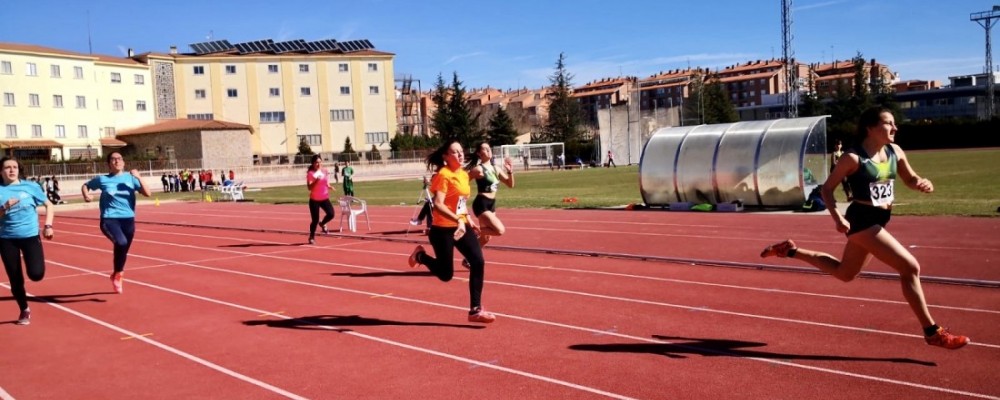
[408,140,495,323]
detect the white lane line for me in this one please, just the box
[49,232,1000,348]
[44,252,1000,400]
[45,261,636,400]
[0,284,307,400]
[0,385,14,400]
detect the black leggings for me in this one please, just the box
[309,199,335,236]
[100,218,135,273]
[1,236,45,311]
[417,226,486,311]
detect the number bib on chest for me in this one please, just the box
[868,180,894,207]
[456,196,468,216]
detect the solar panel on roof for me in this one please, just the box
[233,39,274,54]
[305,39,338,53]
[338,39,374,53]
[273,39,306,54]
[189,40,233,55]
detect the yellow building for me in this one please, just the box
[0,42,153,160]
[133,38,397,159]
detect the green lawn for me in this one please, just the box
[160,148,1000,216]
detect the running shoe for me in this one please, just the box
[461,259,471,270]
[760,239,797,258]
[15,308,30,325]
[925,327,970,349]
[408,245,425,268]
[111,272,124,294]
[308,237,316,245]
[409,218,421,226]
[321,224,329,235]
[467,307,496,323]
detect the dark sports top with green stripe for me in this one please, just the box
[846,145,897,206]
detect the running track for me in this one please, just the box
[1,201,997,399]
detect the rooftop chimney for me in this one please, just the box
[169,45,178,55]
[127,48,134,58]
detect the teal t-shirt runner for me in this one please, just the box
[0,181,47,239]
[85,173,142,218]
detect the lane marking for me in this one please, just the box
[121,333,154,340]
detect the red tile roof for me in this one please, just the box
[0,139,63,149]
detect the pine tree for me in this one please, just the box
[487,107,519,147]
[430,72,482,150]
[542,53,585,144]
[702,75,739,123]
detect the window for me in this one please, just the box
[113,99,124,111]
[104,127,116,137]
[330,109,354,121]
[267,64,278,73]
[134,74,144,84]
[5,125,16,138]
[28,94,40,107]
[269,88,280,97]
[227,89,238,98]
[0,61,11,74]
[51,65,61,78]
[193,66,205,75]
[111,72,121,83]
[338,63,348,72]
[76,96,86,109]
[367,63,378,72]
[195,89,206,99]
[136,100,147,111]
[26,62,37,76]
[77,125,88,138]
[260,111,286,123]
[187,113,214,120]
[225,65,236,74]
[298,134,322,146]
[74,66,84,79]
[300,87,311,96]
[3,92,14,106]
[340,86,350,95]
[55,125,65,138]
[369,86,379,95]
[53,95,63,108]
[365,131,389,144]
[299,64,309,72]
[32,124,42,138]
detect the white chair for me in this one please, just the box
[338,196,370,232]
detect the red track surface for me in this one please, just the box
[1,201,997,399]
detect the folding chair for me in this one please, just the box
[338,196,371,233]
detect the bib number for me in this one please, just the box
[869,180,894,207]
[456,196,468,216]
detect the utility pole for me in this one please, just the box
[971,6,1000,119]
[781,0,798,118]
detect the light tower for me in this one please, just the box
[971,6,1000,119]
[782,0,798,118]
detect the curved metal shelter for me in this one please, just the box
[639,116,828,208]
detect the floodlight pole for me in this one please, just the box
[782,0,798,118]
[971,6,1000,119]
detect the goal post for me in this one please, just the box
[498,142,564,170]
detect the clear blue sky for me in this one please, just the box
[1,0,994,90]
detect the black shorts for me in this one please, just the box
[845,203,891,236]
[472,195,496,216]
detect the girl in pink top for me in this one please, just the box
[306,154,336,244]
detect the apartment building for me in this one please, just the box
[133,38,397,158]
[0,42,153,160]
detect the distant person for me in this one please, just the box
[341,160,355,196]
[50,176,64,204]
[410,174,434,233]
[760,107,968,349]
[607,150,616,168]
[81,152,153,294]
[333,163,340,183]
[407,140,495,323]
[160,174,169,192]
[0,157,55,325]
[305,155,336,245]
[832,140,853,201]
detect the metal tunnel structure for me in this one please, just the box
[639,116,828,208]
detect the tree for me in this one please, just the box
[541,52,585,144]
[430,72,482,150]
[366,144,382,161]
[486,107,519,147]
[297,138,314,156]
[339,137,359,162]
[701,75,739,124]
[799,65,825,117]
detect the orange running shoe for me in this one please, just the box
[111,272,124,294]
[925,327,970,349]
[760,239,797,258]
[467,307,496,323]
[408,245,425,268]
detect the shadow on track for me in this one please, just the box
[243,314,484,331]
[568,334,936,366]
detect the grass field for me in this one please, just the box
[160,148,1000,217]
